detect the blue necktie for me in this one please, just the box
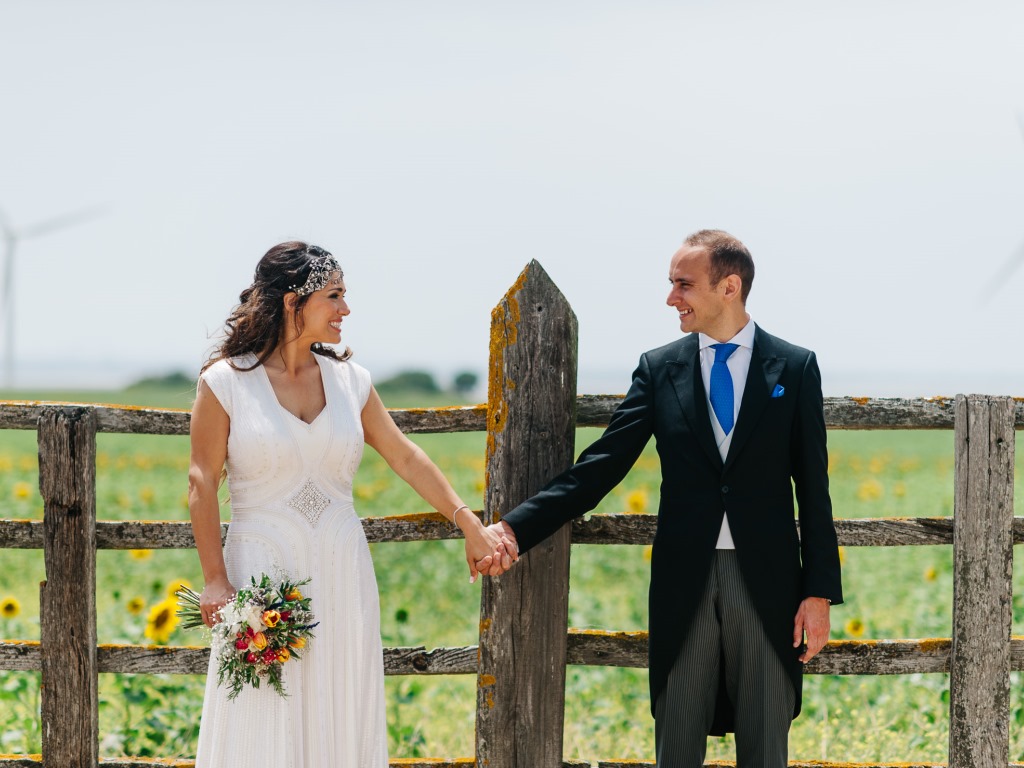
[709,343,739,435]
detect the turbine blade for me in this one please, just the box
[17,204,109,239]
[978,238,1024,304]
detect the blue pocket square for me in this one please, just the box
[771,384,785,398]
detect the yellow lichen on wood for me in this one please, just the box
[485,268,528,499]
[849,397,870,405]
[478,674,496,687]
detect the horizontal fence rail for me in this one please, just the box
[4,634,1024,677]
[0,396,1022,436]
[5,513,1024,550]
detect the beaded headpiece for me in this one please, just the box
[289,248,343,296]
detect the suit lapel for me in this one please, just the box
[667,338,723,470]
[724,328,785,472]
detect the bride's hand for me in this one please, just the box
[199,577,236,627]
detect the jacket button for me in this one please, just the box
[721,485,730,494]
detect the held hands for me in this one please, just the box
[199,577,236,628]
[460,516,519,582]
[793,596,831,663]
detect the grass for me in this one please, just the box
[0,386,1022,761]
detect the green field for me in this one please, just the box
[0,386,1022,762]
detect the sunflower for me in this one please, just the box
[144,598,179,644]
[129,549,153,560]
[844,618,865,638]
[626,488,649,514]
[126,597,145,615]
[12,482,31,500]
[1,596,21,618]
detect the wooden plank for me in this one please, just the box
[597,764,951,768]
[949,395,1015,768]
[0,641,478,676]
[37,407,98,768]
[6,636,1024,676]
[0,396,1020,436]
[477,262,579,768]
[7,514,1024,551]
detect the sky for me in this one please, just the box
[2,0,1023,397]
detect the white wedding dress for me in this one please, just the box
[194,353,388,767]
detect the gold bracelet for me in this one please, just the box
[452,504,470,528]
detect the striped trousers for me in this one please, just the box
[654,550,795,768]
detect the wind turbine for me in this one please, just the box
[978,115,1024,302]
[0,204,106,388]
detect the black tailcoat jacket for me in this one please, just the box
[503,326,844,735]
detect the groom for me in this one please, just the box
[484,230,843,767]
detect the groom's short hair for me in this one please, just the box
[684,229,755,303]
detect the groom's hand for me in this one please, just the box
[793,596,830,663]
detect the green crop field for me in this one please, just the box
[0,386,1022,762]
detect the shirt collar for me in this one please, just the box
[699,316,755,351]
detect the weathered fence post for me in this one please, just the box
[949,394,1014,768]
[37,406,98,768]
[476,262,578,768]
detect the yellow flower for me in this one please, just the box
[1,596,22,618]
[261,610,281,628]
[0,455,13,472]
[626,489,648,514]
[129,549,152,561]
[12,481,31,500]
[165,578,192,598]
[285,588,303,601]
[288,636,306,649]
[17,456,34,472]
[924,566,937,582]
[893,482,906,499]
[856,478,883,502]
[252,632,268,650]
[139,486,155,504]
[844,618,865,637]
[868,455,888,474]
[126,597,145,615]
[144,599,179,644]
[277,647,291,663]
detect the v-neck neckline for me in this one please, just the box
[258,354,329,428]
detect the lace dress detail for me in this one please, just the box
[193,354,387,767]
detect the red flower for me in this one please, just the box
[235,638,249,650]
[245,652,258,663]
[279,611,292,622]
[245,627,255,638]
[262,649,277,663]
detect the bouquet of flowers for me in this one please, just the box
[176,574,318,699]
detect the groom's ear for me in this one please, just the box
[721,273,743,302]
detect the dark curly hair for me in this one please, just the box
[202,241,352,373]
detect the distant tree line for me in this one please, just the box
[126,369,480,396]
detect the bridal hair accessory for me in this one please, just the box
[290,247,343,296]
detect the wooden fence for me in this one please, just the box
[0,261,1022,768]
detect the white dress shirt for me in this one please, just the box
[698,317,756,549]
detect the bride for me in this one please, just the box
[188,242,514,766]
